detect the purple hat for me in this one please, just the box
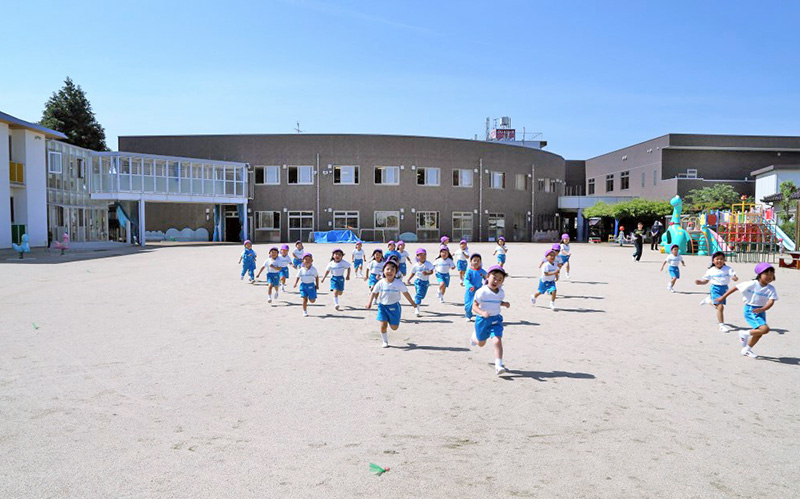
[243,240,251,246]
[302,252,313,259]
[561,233,569,240]
[332,247,344,254]
[295,240,303,245]
[439,245,449,251]
[269,246,279,252]
[416,248,427,255]
[551,243,561,250]
[498,236,505,242]
[459,239,467,244]
[387,240,396,246]
[754,262,774,276]
[545,249,557,257]
[486,264,508,276]
[441,236,449,243]
[280,244,290,250]
[397,240,405,246]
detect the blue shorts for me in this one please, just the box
[377,302,401,326]
[711,284,728,305]
[368,274,380,288]
[241,263,256,278]
[464,288,477,318]
[744,305,767,329]
[497,253,506,264]
[267,273,281,286]
[280,267,289,279]
[537,279,556,294]
[330,275,345,292]
[474,314,504,341]
[456,260,468,272]
[414,279,429,305]
[668,266,680,279]
[560,255,570,263]
[354,259,363,269]
[436,272,450,287]
[398,263,407,276]
[292,258,302,268]
[300,282,317,300]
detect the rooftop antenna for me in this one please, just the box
[485,117,490,141]
[294,121,303,134]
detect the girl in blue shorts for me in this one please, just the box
[291,241,305,268]
[532,249,560,310]
[321,248,352,310]
[352,242,365,278]
[695,251,738,332]
[558,233,572,279]
[452,240,470,286]
[493,237,508,267]
[463,253,487,321]
[366,259,418,348]
[396,240,412,277]
[405,248,433,313]
[293,252,319,317]
[238,240,257,283]
[433,247,455,303]
[471,265,511,375]
[660,244,685,292]
[255,247,283,304]
[365,249,385,290]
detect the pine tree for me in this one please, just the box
[40,77,108,151]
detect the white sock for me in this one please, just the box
[495,358,503,367]
[381,332,388,343]
[334,296,339,305]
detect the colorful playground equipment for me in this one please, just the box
[661,196,691,254]
[11,234,31,259]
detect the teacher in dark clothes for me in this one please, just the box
[650,219,663,250]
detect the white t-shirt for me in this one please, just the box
[263,257,281,273]
[411,261,435,281]
[276,254,292,268]
[326,259,351,276]
[368,260,384,276]
[493,245,507,255]
[559,243,571,256]
[433,257,455,274]
[541,262,559,282]
[398,250,410,262]
[297,266,318,284]
[352,249,365,260]
[736,280,779,307]
[292,248,305,260]
[473,285,505,316]
[665,254,684,267]
[373,278,408,305]
[702,265,736,286]
[452,247,469,262]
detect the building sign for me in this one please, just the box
[490,128,516,141]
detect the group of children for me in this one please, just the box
[660,243,780,359]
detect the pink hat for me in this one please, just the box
[551,243,561,250]
[441,236,449,243]
[280,244,290,250]
[486,265,508,276]
[243,240,251,246]
[561,233,569,240]
[295,240,303,245]
[498,236,505,242]
[269,246,279,252]
[397,240,405,246]
[754,262,774,276]
[459,239,467,244]
[545,249,557,257]
[416,248,427,255]
[387,240,396,246]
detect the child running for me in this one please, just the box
[406,248,433,313]
[558,233,572,279]
[396,240,412,277]
[532,249,559,310]
[660,244,685,292]
[277,244,292,291]
[715,262,779,359]
[493,237,508,268]
[433,246,456,303]
[452,239,470,286]
[385,241,401,262]
[255,246,282,304]
[366,259,418,348]
[463,253,487,321]
[695,251,739,331]
[352,242,365,278]
[293,252,319,317]
[470,265,511,375]
[291,241,305,269]
[238,240,257,283]
[365,249,385,289]
[320,248,352,310]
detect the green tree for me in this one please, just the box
[778,180,797,236]
[583,201,616,218]
[583,199,671,219]
[40,77,108,151]
[685,184,741,211]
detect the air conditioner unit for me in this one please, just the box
[686,169,698,178]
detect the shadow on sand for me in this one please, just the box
[499,369,597,382]
[399,343,470,352]
[757,356,800,365]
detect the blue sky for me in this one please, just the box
[3,0,799,158]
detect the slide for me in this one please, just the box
[706,228,729,253]
[766,224,796,252]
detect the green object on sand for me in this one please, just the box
[32,323,39,330]
[369,463,389,476]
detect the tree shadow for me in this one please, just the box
[399,343,470,352]
[757,356,800,365]
[559,295,604,300]
[498,369,597,382]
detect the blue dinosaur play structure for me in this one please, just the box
[661,196,691,254]
[12,234,31,259]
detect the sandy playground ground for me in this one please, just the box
[1,242,798,498]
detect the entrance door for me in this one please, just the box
[288,211,314,242]
[224,205,242,242]
[488,212,505,241]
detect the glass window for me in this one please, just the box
[621,171,630,190]
[588,178,595,195]
[255,167,264,184]
[549,179,557,193]
[333,210,359,230]
[288,165,314,185]
[416,167,440,186]
[641,171,645,188]
[416,211,439,229]
[374,166,400,185]
[606,174,614,192]
[374,211,400,229]
[515,173,528,191]
[256,211,281,230]
[490,171,505,189]
[653,169,657,186]
[334,166,359,185]
[452,169,473,187]
[452,211,474,241]
[48,151,62,174]
[255,165,280,185]
[537,178,545,191]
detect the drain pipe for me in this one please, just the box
[479,158,483,242]
[316,153,320,236]
[531,163,535,241]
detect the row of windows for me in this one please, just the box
[254,165,533,190]
[254,209,497,231]
[587,169,659,194]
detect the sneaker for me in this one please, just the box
[469,316,475,322]
[667,283,672,290]
[274,291,280,299]
[382,341,390,348]
[281,285,286,292]
[495,365,509,375]
[334,304,340,310]
[439,295,445,303]
[700,296,712,306]
[249,279,255,284]
[470,336,478,347]
[719,324,731,332]
[460,281,464,287]
[565,273,570,279]
[739,331,751,347]
[741,347,758,358]
[550,302,557,311]
[414,307,420,317]
[530,294,536,305]
[240,275,244,280]
[464,316,471,322]
[267,296,272,303]
[302,310,309,317]
[669,287,675,293]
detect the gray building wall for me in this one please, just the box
[145,202,214,235]
[119,134,566,243]
[565,160,586,195]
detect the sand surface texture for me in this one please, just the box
[1,243,798,498]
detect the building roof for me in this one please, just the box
[750,164,800,177]
[762,190,800,203]
[0,110,67,139]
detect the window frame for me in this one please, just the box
[374,166,400,186]
[416,211,440,230]
[621,170,630,190]
[416,167,441,187]
[255,165,281,185]
[515,173,529,191]
[606,173,614,192]
[452,168,474,188]
[333,210,360,230]
[490,171,505,190]
[374,210,400,230]
[587,178,595,195]
[255,211,281,231]
[333,165,360,185]
[48,151,63,174]
[287,165,314,185]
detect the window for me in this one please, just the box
[621,171,629,190]
[452,169,473,187]
[288,165,314,185]
[488,212,505,239]
[77,158,85,179]
[416,167,440,186]
[333,210,359,230]
[490,171,505,189]
[452,212,474,241]
[416,211,440,241]
[374,166,400,185]
[255,166,280,185]
[653,169,657,186]
[374,211,400,229]
[334,166,359,185]
[48,151,62,174]
[255,211,281,230]
[641,172,645,188]
[288,211,314,242]
[515,174,529,191]
[588,178,595,195]
[537,178,545,191]
[606,174,614,192]
[549,179,557,193]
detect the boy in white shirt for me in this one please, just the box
[366,260,418,348]
[695,251,739,331]
[352,242,366,278]
[255,247,283,303]
[532,249,560,310]
[293,253,320,317]
[660,244,685,292]
[406,248,434,311]
[320,248,352,310]
[471,265,511,375]
[452,240,470,286]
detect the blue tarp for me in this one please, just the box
[313,230,362,244]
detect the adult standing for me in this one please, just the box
[650,219,663,251]
[633,222,645,262]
